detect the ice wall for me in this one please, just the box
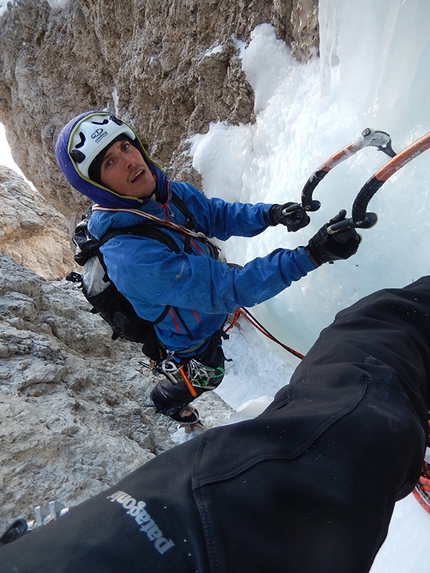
[191,1,430,360]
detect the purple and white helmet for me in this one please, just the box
[68,112,136,179]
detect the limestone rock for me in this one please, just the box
[0,0,318,220]
[0,165,75,280]
[0,252,231,529]
[0,0,319,535]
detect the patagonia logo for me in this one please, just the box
[107,490,175,554]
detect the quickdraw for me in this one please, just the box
[152,354,225,398]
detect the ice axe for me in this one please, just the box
[281,128,396,221]
[328,130,430,234]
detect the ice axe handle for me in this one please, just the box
[179,366,198,398]
[281,203,302,216]
[281,201,320,217]
[327,213,378,235]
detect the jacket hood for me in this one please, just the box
[55,111,169,209]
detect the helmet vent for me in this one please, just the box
[70,149,86,163]
[91,118,110,126]
[75,132,86,149]
[110,115,123,126]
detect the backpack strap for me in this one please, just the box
[99,224,196,339]
[76,198,219,340]
[97,204,220,260]
[170,191,195,230]
[169,192,220,259]
[91,192,220,259]
[100,224,181,254]
[100,187,197,249]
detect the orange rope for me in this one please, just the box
[224,309,242,333]
[225,307,305,360]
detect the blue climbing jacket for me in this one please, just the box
[55,112,315,354]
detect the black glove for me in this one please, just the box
[267,202,310,232]
[305,210,361,267]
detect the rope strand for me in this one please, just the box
[226,307,305,360]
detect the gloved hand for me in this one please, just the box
[305,210,361,267]
[268,202,310,232]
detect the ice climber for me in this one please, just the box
[54,110,361,425]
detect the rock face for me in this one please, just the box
[0,252,231,528]
[0,0,318,221]
[0,166,74,280]
[0,0,319,534]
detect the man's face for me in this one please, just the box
[100,140,156,199]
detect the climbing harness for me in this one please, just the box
[142,352,226,397]
[141,308,303,403]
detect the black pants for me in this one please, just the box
[150,331,226,415]
[1,277,430,572]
